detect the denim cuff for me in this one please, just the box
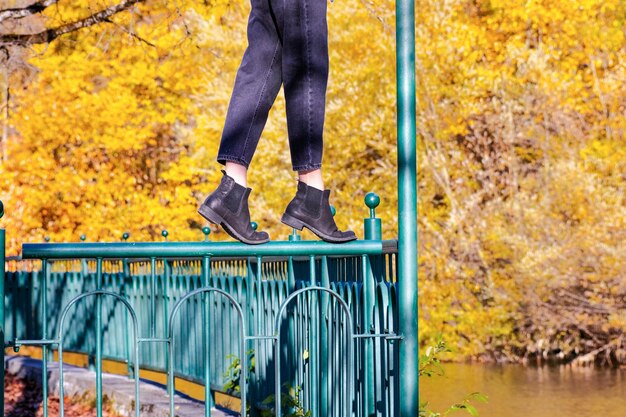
[217,155,251,169]
[292,162,322,172]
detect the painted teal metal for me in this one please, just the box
[202,255,214,416]
[168,287,248,416]
[273,286,355,417]
[396,0,419,414]
[57,290,142,417]
[6,244,399,416]
[7,194,398,417]
[22,240,389,259]
[364,193,382,241]
[41,259,49,417]
[95,258,103,417]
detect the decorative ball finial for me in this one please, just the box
[161,229,169,240]
[202,226,211,241]
[122,232,130,241]
[364,192,381,210]
[250,222,258,231]
[0,199,4,219]
[330,205,336,217]
[363,191,382,240]
[80,234,86,241]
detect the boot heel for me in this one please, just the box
[281,213,305,231]
[198,205,224,225]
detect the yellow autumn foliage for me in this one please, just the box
[0,0,625,361]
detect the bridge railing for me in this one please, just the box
[3,194,401,417]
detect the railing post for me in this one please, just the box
[121,232,134,378]
[286,256,297,412]
[121,232,133,378]
[163,259,170,380]
[308,254,320,417]
[363,193,382,241]
[286,227,299,409]
[319,256,330,416]
[150,256,157,338]
[363,193,381,415]
[202,255,213,416]
[396,0,418,414]
[364,192,385,281]
[41,258,50,416]
[96,257,103,417]
[0,200,5,415]
[361,255,375,416]
[245,253,256,414]
[80,234,88,278]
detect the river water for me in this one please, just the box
[419,363,626,417]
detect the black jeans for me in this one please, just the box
[216,0,329,171]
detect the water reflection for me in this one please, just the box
[420,363,626,417]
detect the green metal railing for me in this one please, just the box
[3,195,404,416]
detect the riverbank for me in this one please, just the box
[420,363,626,417]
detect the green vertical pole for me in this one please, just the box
[42,259,49,417]
[202,255,213,416]
[320,256,329,416]
[149,256,156,375]
[396,0,418,415]
[245,257,255,415]
[163,260,170,378]
[122,256,133,378]
[363,194,382,416]
[309,255,319,417]
[362,255,375,416]
[96,258,103,417]
[286,257,296,410]
[150,257,156,338]
[255,255,264,405]
[0,201,5,416]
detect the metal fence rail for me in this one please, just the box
[5,250,398,415]
[3,196,406,417]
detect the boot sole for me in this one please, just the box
[281,213,357,244]
[198,205,269,245]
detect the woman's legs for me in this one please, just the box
[216,0,284,170]
[279,1,355,242]
[201,0,354,243]
[218,0,329,176]
[198,0,282,244]
[282,0,329,172]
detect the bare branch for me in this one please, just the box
[102,17,155,48]
[0,0,147,47]
[0,0,58,23]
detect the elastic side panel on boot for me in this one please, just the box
[303,186,323,217]
[223,183,245,213]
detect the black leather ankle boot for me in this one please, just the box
[198,171,270,245]
[281,182,357,243]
